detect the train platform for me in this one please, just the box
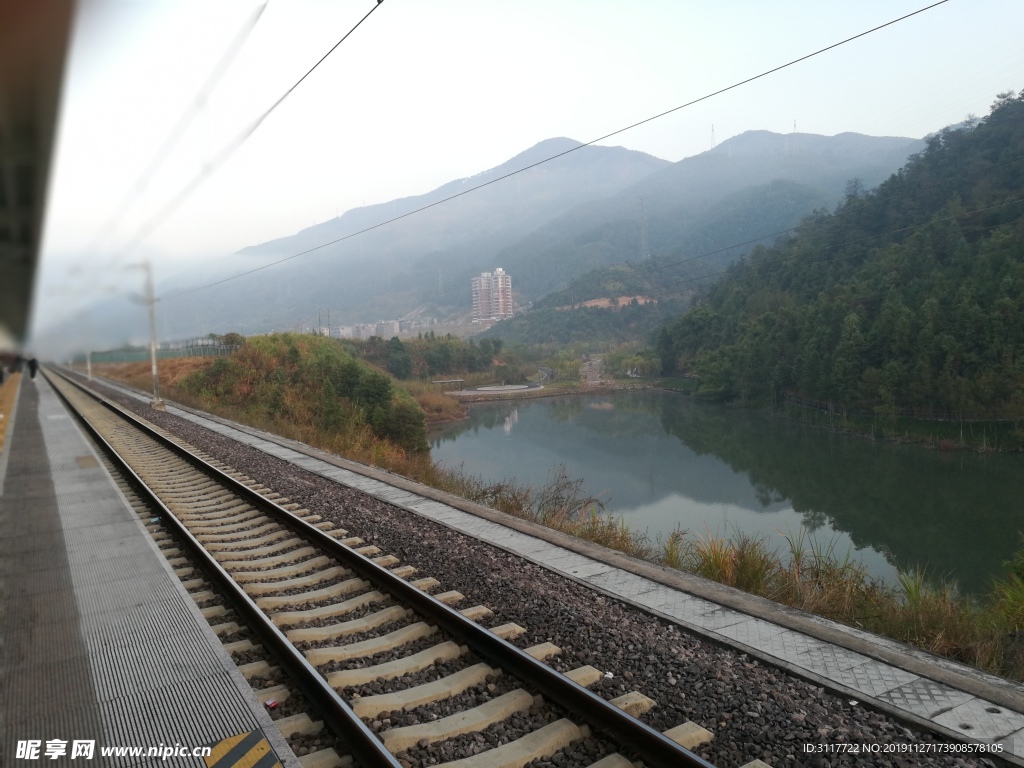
[0,375,299,768]
[97,376,1024,763]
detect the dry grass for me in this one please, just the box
[92,356,1024,681]
[431,465,652,560]
[400,381,465,423]
[653,527,1024,680]
[172,385,424,478]
[88,359,213,394]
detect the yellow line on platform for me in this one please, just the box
[0,373,20,454]
[204,730,280,768]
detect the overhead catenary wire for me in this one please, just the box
[523,142,1024,309]
[162,0,952,301]
[84,2,269,265]
[107,0,387,270]
[624,153,1023,284]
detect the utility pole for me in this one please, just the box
[126,260,163,409]
[144,261,162,408]
[711,124,715,149]
[84,311,93,381]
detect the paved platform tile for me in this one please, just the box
[691,607,749,632]
[932,697,1024,742]
[585,569,662,599]
[792,640,872,675]
[876,678,976,719]
[542,551,599,571]
[829,661,920,698]
[713,617,792,650]
[560,560,617,579]
[631,586,716,625]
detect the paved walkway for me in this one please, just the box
[0,376,297,768]
[102,378,1024,763]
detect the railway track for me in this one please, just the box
[47,369,721,768]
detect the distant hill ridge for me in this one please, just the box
[147,129,922,339]
[712,130,919,157]
[494,130,923,300]
[237,137,665,260]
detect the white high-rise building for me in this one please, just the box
[375,320,400,338]
[471,268,513,322]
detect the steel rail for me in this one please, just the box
[51,368,717,768]
[45,368,405,768]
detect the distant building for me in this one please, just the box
[338,320,403,340]
[375,320,400,338]
[471,268,513,322]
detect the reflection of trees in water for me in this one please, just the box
[798,509,828,534]
[432,391,1024,594]
[753,481,788,512]
[656,393,1024,594]
[548,398,585,423]
[428,402,519,448]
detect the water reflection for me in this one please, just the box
[429,392,1024,594]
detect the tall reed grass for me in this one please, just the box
[654,525,1024,680]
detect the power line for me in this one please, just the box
[108,0,386,269]
[163,0,952,301]
[630,154,1022,282]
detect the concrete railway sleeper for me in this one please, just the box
[47,368,721,768]
[84,429,350,767]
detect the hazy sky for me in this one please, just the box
[33,0,1024,332]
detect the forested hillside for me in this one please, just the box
[482,136,921,348]
[482,299,683,347]
[656,92,1024,422]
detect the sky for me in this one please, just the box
[31,0,1024,338]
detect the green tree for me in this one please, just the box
[386,337,412,379]
[832,312,866,408]
[354,369,392,411]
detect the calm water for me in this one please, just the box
[429,391,1024,595]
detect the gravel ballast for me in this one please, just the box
[89,381,1006,768]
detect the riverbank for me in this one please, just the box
[652,379,1024,454]
[86,361,1024,682]
[449,379,650,403]
[775,399,1024,453]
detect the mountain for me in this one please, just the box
[477,132,923,347]
[156,139,670,336]
[55,130,924,351]
[654,91,1024,423]
[493,131,924,299]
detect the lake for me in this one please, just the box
[429,391,1024,595]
